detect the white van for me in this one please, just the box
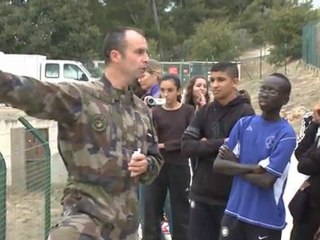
[41,59,97,82]
[0,53,98,82]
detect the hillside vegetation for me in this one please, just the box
[240,58,320,132]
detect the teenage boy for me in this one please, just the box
[214,73,296,240]
[181,62,255,240]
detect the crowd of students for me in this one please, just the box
[7,26,318,240]
[134,60,320,240]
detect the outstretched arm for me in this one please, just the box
[0,71,82,124]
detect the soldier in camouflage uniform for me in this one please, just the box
[0,26,163,240]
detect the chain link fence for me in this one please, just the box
[0,112,65,240]
[161,61,241,87]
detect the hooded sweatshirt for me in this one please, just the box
[181,94,255,205]
[295,113,320,208]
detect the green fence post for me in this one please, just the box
[18,117,51,240]
[0,152,6,240]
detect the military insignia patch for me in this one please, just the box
[91,114,107,132]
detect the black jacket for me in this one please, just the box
[181,95,255,205]
[295,114,320,208]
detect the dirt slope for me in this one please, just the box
[240,58,320,132]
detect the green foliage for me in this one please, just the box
[0,0,318,64]
[0,0,101,60]
[185,19,239,61]
[239,0,269,45]
[263,2,318,66]
[0,2,29,53]
[147,38,160,59]
[233,28,254,51]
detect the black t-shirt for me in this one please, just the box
[152,104,195,165]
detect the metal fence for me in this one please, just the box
[92,60,242,86]
[0,117,51,240]
[302,21,320,68]
[161,61,241,87]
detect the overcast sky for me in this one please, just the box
[312,0,320,8]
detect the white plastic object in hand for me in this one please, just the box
[130,148,141,177]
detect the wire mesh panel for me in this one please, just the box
[161,62,191,87]
[0,109,59,240]
[160,61,241,87]
[302,21,320,68]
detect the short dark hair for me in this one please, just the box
[210,62,239,79]
[102,26,145,64]
[160,74,181,90]
[269,72,291,96]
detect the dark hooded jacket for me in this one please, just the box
[182,94,255,205]
[295,114,320,208]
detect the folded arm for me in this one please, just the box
[241,172,277,190]
[182,132,225,158]
[297,147,320,175]
[163,139,182,151]
[213,154,262,176]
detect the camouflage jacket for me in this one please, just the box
[0,71,163,233]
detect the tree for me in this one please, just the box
[0,2,30,53]
[3,0,314,62]
[263,2,318,66]
[184,19,239,61]
[0,0,101,60]
[239,0,270,45]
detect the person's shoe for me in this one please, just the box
[161,220,170,235]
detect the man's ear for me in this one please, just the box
[283,95,290,105]
[109,49,121,63]
[233,78,239,88]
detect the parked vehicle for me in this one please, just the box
[0,52,98,82]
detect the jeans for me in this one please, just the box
[139,185,173,239]
[188,200,225,240]
[142,163,190,240]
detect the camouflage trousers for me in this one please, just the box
[48,213,139,240]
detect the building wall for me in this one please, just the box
[0,108,67,186]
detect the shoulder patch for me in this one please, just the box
[91,114,107,132]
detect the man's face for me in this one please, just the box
[210,71,237,102]
[258,76,288,112]
[138,71,158,91]
[119,30,149,82]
